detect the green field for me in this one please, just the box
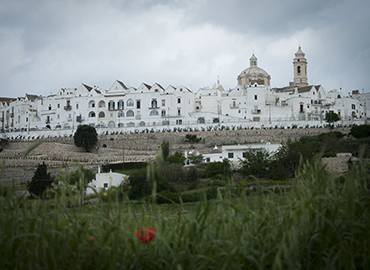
[1,156,369,269]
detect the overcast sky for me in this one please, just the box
[1,0,369,98]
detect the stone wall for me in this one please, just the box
[0,126,351,185]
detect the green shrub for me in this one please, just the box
[351,124,370,138]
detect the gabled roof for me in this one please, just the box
[152,83,165,91]
[0,97,16,105]
[143,83,151,89]
[82,84,92,91]
[297,85,322,94]
[25,94,39,101]
[117,80,128,90]
[297,85,312,93]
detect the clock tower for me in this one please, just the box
[293,46,308,87]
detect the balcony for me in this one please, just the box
[251,109,261,114]
[64,105,72,111]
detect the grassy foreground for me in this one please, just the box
[1,157,370,269]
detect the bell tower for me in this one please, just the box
[293,46,308,87]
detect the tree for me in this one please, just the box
[68,165,95,189]
[166,151,186,164]
[205,159,232,178]
[325,111,340,130]
[351,124,370,138]
[160,140,170,159]
[73,125,98,152]
[27,162,54,198]
[240,149,270,178]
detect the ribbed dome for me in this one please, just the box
[238,66,270,78]
[237,53,271,87]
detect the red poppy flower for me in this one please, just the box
[136,227,157,244]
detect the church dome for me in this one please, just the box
[237,53,271,87]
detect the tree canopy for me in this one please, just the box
[325,111,341,129]
[27,162,54,198]
[73,125,98,152]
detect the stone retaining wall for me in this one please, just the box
[0,127,351,185]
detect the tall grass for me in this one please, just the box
[0,155,369,269]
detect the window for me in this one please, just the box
[136,100,141,109]
[116,100,122,109]
[57,104,60,108]
[118,123,123,127]
[254,95,257,100]
[198,118,205,124]
[48,104,52,110]
[176,119,182,125]
[161,110,166,117]
[108,101,115,110]
[98,100,105,108]
[162,99,165,106]
[126,110,134,117]
[57,114,60,119]
[127,99,134,107]
[151,100,157,108]
[98,111,105,118]
[108,121,115,128]
[150,110,159,116]
[297,66,301,74]
[127,122,135,127]
[352,104,356,110]
[228,153,234,159]
[139,121,146,126]
[177,109,181,116]
[89,101,95,108]
[89,111,96,117]
[177,98,181,103]
[76,104,79,109]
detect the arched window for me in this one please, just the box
[89,111,96,117]
[89,101,95,108]
[127,99,134,107]
[127,110,134,117]
[139,121,146,126]
[213,118,219,123]
[127,122,135,127]
[150,110,159,116]
[198,118,205,124]
[98,111,105,118]
[108,121,115,128]
[118,111,124,117]
[98,100,105,108]
[118,123,124,128]
[297,66,301,74]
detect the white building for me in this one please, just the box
[86,168,129,195]
[203,144,281,166]
[0,46,367,138]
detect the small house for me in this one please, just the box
[86,167,129,195]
